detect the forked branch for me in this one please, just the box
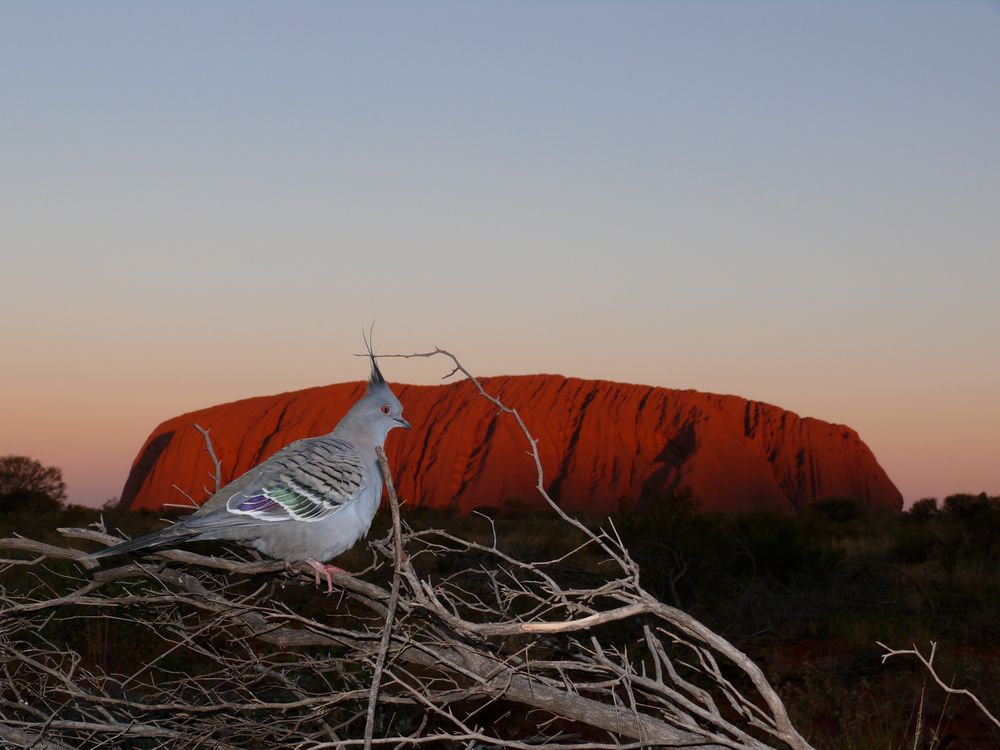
[878,641,1000,729]
[0,349,817,749]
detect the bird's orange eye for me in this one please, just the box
[380,404,391,415]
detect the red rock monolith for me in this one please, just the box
[120,375,903,515]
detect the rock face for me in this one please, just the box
[119,375,903,515]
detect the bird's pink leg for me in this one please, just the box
[306,558,347,594]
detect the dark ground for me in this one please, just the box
[2,490,998,749]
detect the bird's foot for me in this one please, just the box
[305,558,347,594]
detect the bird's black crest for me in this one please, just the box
[363,325,385,387]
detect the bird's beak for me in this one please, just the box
[395,417,412,430]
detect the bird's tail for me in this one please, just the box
[88,526,194,560]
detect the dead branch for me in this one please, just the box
[878,641,1000,730]
[193,422,223,495]
[363,446,405,750]
[0,349,819,749]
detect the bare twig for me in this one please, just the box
[878,641,1000,729]
[193,423,223,494]
[364,446,406,749]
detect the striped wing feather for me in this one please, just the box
[226,437,366,523]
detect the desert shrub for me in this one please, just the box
[892,523,945,564]
[0,488,63,516]
[732,511,841,586]
[907,496,938,517]
[943,492,992,517]
[812,497,866,523]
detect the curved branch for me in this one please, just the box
[879,641,1000,729]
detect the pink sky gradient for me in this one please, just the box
[2,3,998,508]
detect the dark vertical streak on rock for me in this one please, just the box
[256,401,293,461]
[547,384,599,502]
[454,412,501,502]
[119,431,175,509]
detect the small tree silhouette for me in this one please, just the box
[0,455,66,513]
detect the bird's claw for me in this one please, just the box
[305,559,347,594]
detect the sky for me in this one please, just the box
[1,1,998,508]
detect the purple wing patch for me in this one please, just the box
[236,494,279,514]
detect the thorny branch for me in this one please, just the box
[0,350,818,749]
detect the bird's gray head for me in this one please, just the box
[351,335,410,443]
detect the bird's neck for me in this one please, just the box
[333,402,390,448]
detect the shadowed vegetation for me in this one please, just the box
[2,488,999,748]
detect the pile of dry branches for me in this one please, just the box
[0,350,818,749]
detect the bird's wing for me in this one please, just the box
[225,437,367,523]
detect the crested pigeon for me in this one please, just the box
[91,341,410,592]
